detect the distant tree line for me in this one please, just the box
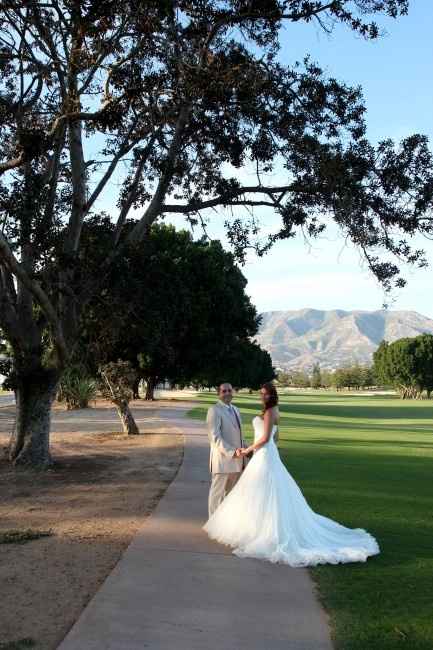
[277,363,376,391]
[276,333,433,400]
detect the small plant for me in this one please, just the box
[0,529,54,544]
[0,639,37,650]
[58,365,97,409]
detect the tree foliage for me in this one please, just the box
[277,363,376,389]
[311,362,322,388]
[77,218,272,393]
[277,369,310,388]
[190,339,275,390]
[373,335,433,398]
[331,364,376,390]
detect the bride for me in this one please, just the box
[203,383,380,567]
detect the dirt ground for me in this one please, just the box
[0,399,185,650]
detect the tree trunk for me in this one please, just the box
[9,369,59,468]
[115,400,139,435]
[132,377,141,400]
[145,376,157,401]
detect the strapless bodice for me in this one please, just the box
[252,415,277,443]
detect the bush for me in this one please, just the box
[0,528,53,544]
[58,366,97,409]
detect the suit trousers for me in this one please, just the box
[208,472,241,518]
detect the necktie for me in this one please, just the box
[229,405,240,430]
[229,405,244,467]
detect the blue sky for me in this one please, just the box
[241,3,433,317]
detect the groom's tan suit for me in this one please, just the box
[207,399,247,517]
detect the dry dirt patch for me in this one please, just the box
[0,400,184,650]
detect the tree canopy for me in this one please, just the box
[75,218,273,394]
[373,335,433,398]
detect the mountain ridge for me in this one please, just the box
[254,308,433,371]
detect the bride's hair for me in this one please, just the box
[261,382,278,414]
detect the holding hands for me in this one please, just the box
[234,447,251,458]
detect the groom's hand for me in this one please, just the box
[233,448,242,458]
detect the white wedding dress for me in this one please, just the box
[203,415,380,567]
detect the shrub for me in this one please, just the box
[58,365,97,409]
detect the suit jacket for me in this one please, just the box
[206,400,247,474]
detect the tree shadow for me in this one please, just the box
[282,436,433,449]
[277,402,433,420]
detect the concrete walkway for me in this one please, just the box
[58,403,333,650]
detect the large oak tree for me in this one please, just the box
[0,1,432,466]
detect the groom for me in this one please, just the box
[206,382,248,517]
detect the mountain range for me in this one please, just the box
[254,308,433,371]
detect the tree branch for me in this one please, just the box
[0,152,25,176]
[113,131,159,246]
[0,264,21,347]
[128,101,192,242]
[85,120,141,214]
[162,185,295,214]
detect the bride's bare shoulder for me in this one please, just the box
[263,406,279,424]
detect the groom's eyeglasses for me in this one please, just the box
[221,389,232,394]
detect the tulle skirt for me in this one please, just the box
[203,442,380,567]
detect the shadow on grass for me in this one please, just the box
[277,402,433,421]
[280,419,433,435]
[279,436,433,448]
[192,392,433,421]
[189,406,433,437]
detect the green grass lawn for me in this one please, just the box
[188,391,433,650]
